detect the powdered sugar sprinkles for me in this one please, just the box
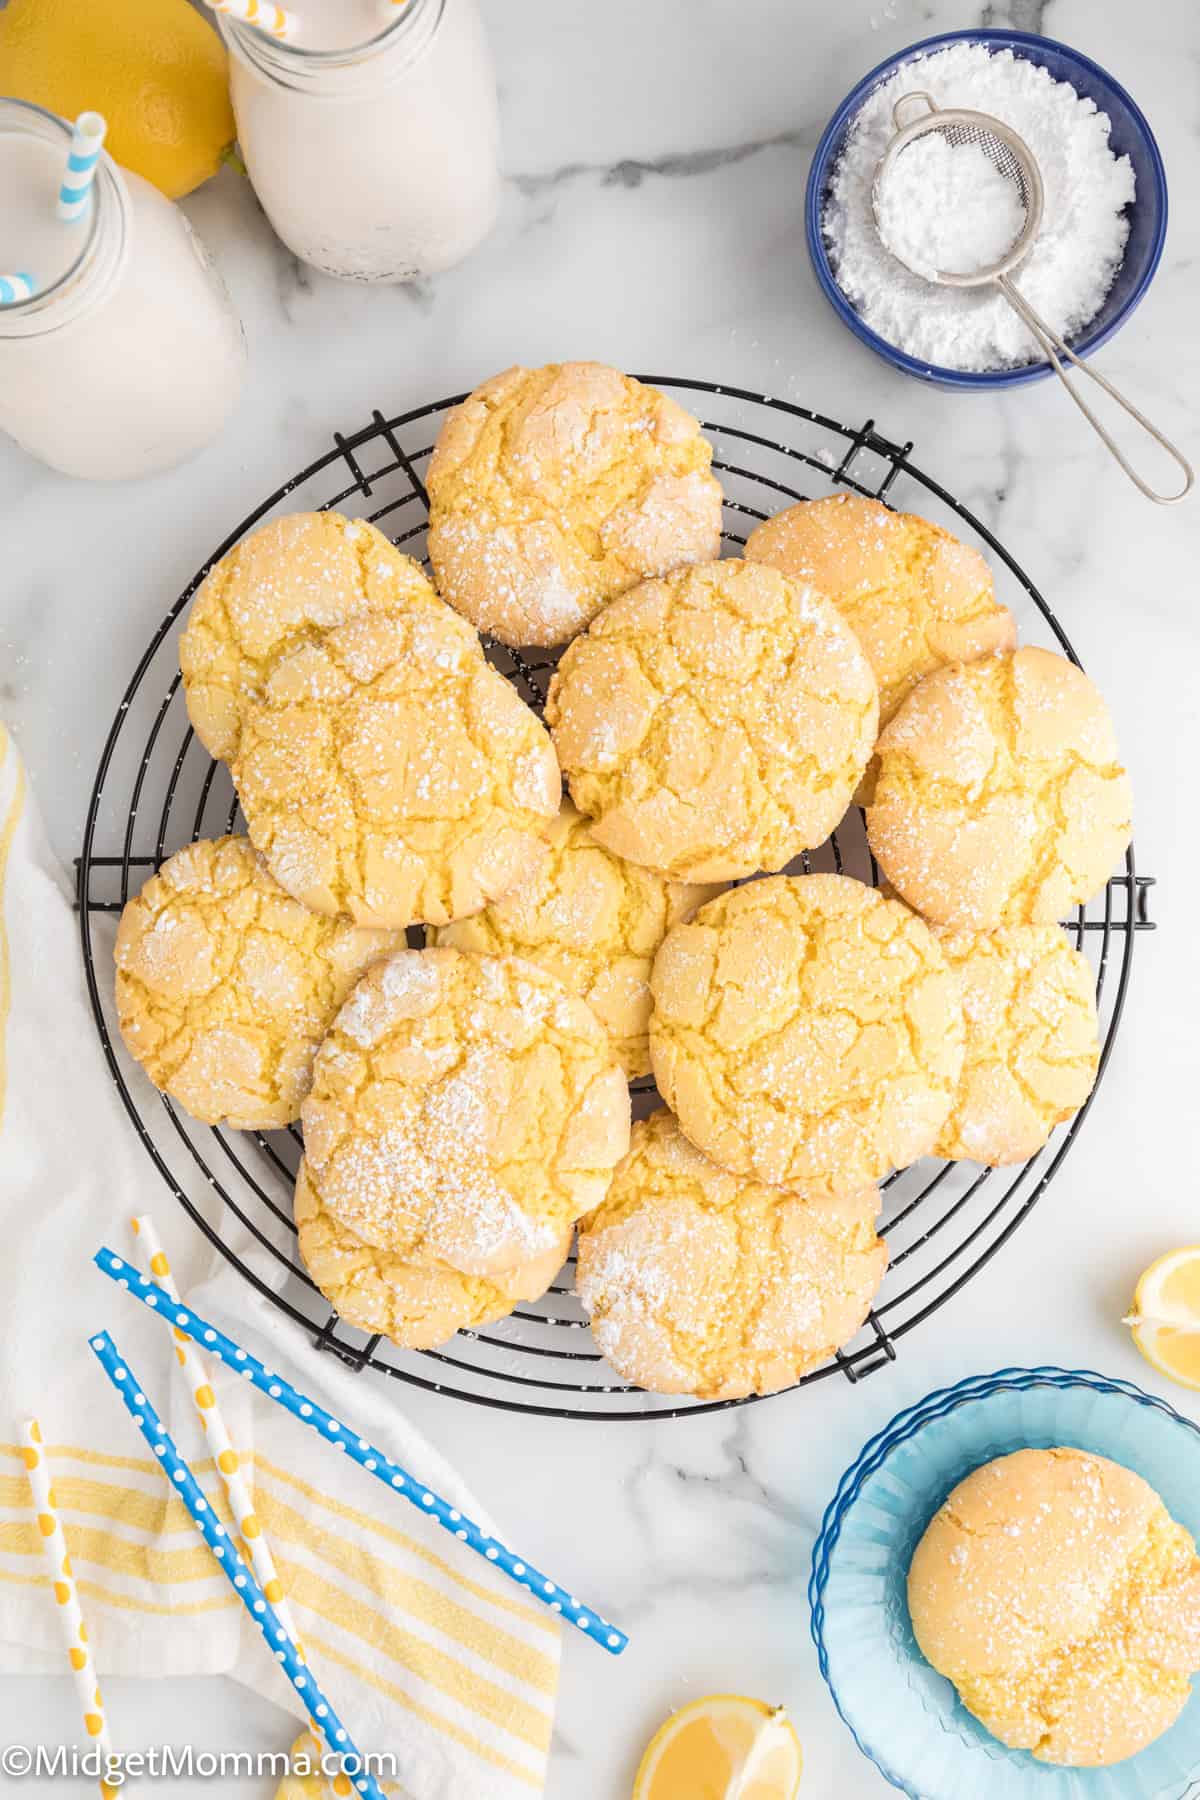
[823,43,1135,370]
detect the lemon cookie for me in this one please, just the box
[936,925,1099,1164]
[295,1162,569,1350]
[909,1448,1200,1766]
[546,560,878,881]
[576,1111,886,1398]
[114,836,401,1129]
[433,801,722,1078]
[427,362,724,647]
[868,647,1133,928]
[232,600,560,928]
[649,874,963,1196]
[301,948,630,1276]
[746,492,1015,727]
[180,511,439,762]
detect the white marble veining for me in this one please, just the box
[2,0,1199,1793]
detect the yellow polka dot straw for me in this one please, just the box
[202,0,300,39]
[130,1215,304,1651]
[20,1420,120,1800]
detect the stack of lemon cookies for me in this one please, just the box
[115,361,1130,1400]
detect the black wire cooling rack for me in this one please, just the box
[77,378,1156,1422]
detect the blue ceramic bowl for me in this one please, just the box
[809,1367,1200,1798]
[804,30,1169,387]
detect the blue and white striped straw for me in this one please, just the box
[58,113,107,223]
[88,1330,386,1800]
[95,1247,629,1656]
[0,274,36,306]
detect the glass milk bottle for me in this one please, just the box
[218,0,500,283]
[0,101,246,482]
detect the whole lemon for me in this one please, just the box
[0,0,236,199]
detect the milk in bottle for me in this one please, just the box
[0,101,246,481]
[219,0,500,283]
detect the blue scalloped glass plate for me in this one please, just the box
[809,1367,1200,1799]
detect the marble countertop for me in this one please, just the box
[3,0,1199,1793]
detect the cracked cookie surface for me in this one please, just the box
[433,801,723,1077]
[576,1110,886,1398]
[546,560,879,881]
[114,836,402,1129]
[868,647,1132,928]
[300,947,631,1276]
[936,924,1099,1165]
[908,1448,1200,1767]
[295,1161,569,1350]
[426,362,724,647]
[746,492,1015,727]
[649,873,963,1196]
[180,511,440,762]
[231,596,560,928]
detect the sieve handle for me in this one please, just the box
[891,91,938,131]
[996,274,1194,504]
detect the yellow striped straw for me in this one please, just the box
[204,0,301,39]
[20,1420,120,1800]
[129,1216,305,1654]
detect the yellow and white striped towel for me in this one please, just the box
[0,725,561,1797]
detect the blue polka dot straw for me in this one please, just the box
[88,1331,385,1800]
[57,114,107,223]
[94,1247,629,1656]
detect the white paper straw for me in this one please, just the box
[204,0,302,39]
[129,1215,305,1653]
[20,1420,120,1799]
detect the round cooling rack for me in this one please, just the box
[78,379,1157,1422]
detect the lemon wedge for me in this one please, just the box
[633,1694,802,1800]
[1124,1246,1200,1391]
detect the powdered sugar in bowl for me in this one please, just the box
[805,29,1168,388]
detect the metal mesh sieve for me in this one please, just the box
[872,91,1044,285]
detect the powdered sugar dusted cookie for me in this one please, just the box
[909,1448,1200,1766]
[577,1111,886,1398]
[546,560,878,881]
[746,493,1014,728]
[935,924,1099,1164]
[232,597,560,928]
[649,874,964,1196]
[427,362,724,647]
[295,1161,570,1350]
[300,948,631,1276]
[181,511,441,762]
[115,836,402,1129]
[433,801,723,1077]
[868,647,1132,928]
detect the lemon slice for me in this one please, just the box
[1124,1246,1200,1391]
[633,1694,802,1800]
